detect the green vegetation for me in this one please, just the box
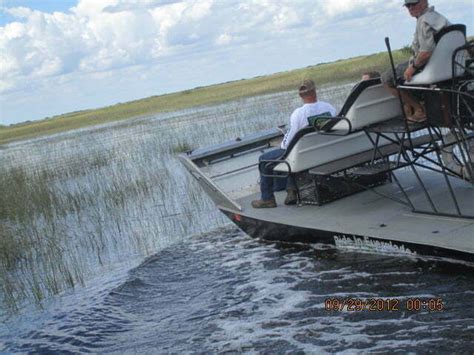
[0,166,81,310]
[0,80,348,312]
[0,49,410,145]
[172,142,193,153]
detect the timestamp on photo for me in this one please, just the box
[324,297,444,312]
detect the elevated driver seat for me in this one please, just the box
[407,24,467,85]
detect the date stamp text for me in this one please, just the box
[324,298,444,312]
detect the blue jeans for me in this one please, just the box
[259,148,295,200]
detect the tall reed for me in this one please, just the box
[0,84,352,313]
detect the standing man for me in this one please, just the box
[251,79,336,208]
[382,0,449,123]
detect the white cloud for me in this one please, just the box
[216,33,232,46]
[4,6,33,18]
[72,0,118,17]
[0,0,221,91]
[0,0,473,124]
[321,0,378,17]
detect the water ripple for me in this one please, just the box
[4,226,473,353]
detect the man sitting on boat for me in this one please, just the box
[251,79,336,208]
[381,0,449,123]
[361,71,380,81]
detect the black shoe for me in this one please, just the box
[251,198,277,208]
[284,189,297,205]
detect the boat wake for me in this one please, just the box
[3,226,474,353]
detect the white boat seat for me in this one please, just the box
[308,134,434,176]
[272,26,472,176]
[407,24,467,85]
[333,82,401,132]
[274,131,397,173]
[274,80,403,174]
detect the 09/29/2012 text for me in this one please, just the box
[324,298,444,312]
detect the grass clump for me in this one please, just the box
[0,167,53,223]
[172,142,193,153]
[0,223,24,271]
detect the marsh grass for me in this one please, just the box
[0,167,54,223]
[0,50,410,145]
[0,83,352,313]
[172,142,193,153]
[0,224,24,271]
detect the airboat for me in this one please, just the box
[180,25,474,264]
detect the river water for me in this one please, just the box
[1,84,473,352]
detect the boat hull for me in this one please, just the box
[220,209,474,264]
[180,126,474,266]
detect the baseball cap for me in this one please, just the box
[404,0,419,6]
[298,79,316,94]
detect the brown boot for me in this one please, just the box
[284,189,297,205]
[403,104,414,118]
[406,108,427,124]
[251,198,277,208]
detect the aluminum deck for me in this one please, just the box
[225,170,474,259]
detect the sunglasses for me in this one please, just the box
[405,2,419,8]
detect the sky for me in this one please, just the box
[0,0,472,125]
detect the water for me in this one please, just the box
[1,83,473,352]
[3,227,474,352]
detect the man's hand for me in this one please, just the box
[404,65,416,82]
[405,51,432,82]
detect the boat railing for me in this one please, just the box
[361,39,474,218]
[259,159,292,179]
[282,39,473,218]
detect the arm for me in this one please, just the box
[404,20,437,82]
[404,51,432,81]
[281,111,300,150]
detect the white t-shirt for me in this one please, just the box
[281,101,337,149]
